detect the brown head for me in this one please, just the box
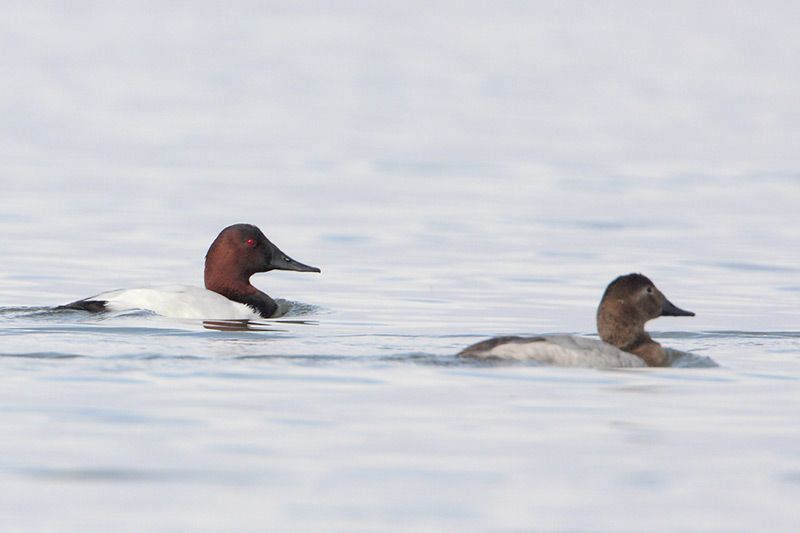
[596,273,694,366]
[204,224,320,314]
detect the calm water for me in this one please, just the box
[2,3,800,532]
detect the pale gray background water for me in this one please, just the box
[2,2,799,531]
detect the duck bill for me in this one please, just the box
[661,298,694,317]
[268,244,321,273]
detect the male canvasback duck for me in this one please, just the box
[59,224,320,319]
[458,273,694,368]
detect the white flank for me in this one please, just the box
[94,285,261,320]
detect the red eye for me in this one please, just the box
[246,238,256,247]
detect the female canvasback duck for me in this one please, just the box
[458,273,694,368]
[60,224,320,319]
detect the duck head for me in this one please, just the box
[204,223,320,293]
[596,273,693,365]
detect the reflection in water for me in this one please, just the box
[202,319,318,332]
[14,466,266,485]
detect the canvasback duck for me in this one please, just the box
[59,224,320,319]
[458,273,694,368]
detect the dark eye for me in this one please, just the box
[646,286,653,294]
[246,238,257,248]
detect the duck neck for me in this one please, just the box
[204,266,277,319]
[628,338,667,367]
[597,302,666,366]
